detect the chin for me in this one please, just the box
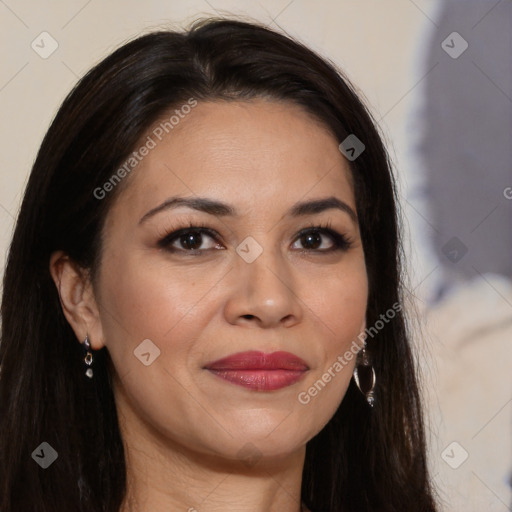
[220,413,315,458]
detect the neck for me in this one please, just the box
[117,401,307,512]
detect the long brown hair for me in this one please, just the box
[0,18,438,511]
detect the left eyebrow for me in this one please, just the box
[288,196,357,223]
[138,195,357,225]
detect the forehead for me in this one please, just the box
[109,99,355,223]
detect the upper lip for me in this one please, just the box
[203,351,309,371]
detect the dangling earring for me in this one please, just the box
[83,335,94,378]
[353,344,376,407]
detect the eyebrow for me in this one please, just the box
[138,195,358,225]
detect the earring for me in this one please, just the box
[353,345,376,407]
[83,335,94,378]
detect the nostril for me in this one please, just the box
[242,314,255,320]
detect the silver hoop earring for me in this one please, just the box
[353,346,376,407]
[83,335,94,379]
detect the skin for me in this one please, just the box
[50,99,368,512]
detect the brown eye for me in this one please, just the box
[158,227,222,253]
[299,231,324,250]
[179,231,204,250]
[291,227,352,252]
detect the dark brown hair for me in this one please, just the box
[0,18,438,511]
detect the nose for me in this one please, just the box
[223,246,303,329]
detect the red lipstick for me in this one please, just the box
[204,351,309,391]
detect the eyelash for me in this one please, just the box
[157,220,353,255]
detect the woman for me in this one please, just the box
[0,18,438,512]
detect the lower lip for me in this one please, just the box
[207,369,307,391]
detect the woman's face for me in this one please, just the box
[92,99,368,463]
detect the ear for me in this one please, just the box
[49,250,106,350]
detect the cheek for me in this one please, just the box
[303,255,368,347]
[97,250,228,349]
[95,248,230,380]
[319,275,367,331]
[95,253,231,448]
[293,258,368,430]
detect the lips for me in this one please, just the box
[205,351,309,371]
[204,351,309,391]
